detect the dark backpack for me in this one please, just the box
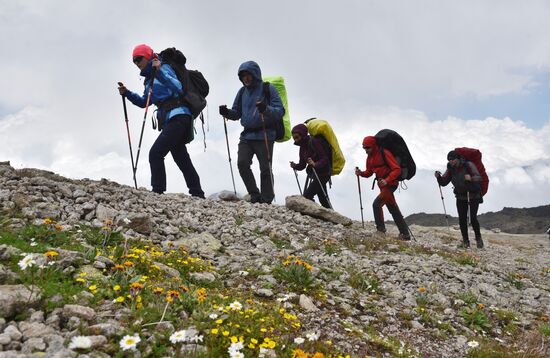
[158,47,209,120]
[236,82,285,141]
[374,129,416,181]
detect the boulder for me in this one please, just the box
[285,195,352,226]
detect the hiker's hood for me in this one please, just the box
[238,61,262,86]
[362,136,378,151]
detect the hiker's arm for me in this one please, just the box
[465,162,482,182]
[382,150,402,183]
[124,89,147,108]
[225,90,243,121]
[357,164,373,178]
[294,148,307,171]
[263,85,285,120]
[155,64,183,95]
[436,169,452,186]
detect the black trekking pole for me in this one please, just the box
[311,166,333,209]
[437,181,450,231]
[118,83,138,189]
[293,168,302,195]
[222,116,237,195]
[259,112,276,203]
[134,69,156,180]
[356,168,364,228]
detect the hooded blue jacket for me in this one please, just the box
[125,60,191,129]
[225,61,285,141]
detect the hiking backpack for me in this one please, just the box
[454,147,489,196]
[263,76,291,142]
[374,129,416,181]
[236,76,291,142]
[305,118,346,175]
[158,47,209,120]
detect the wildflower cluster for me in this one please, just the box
[274,256,316,291]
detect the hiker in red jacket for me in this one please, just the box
[355,136,410,240]
[435,150,484,248]
[290,124,331,208]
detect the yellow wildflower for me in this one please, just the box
[116,296,125,303]
[113,285,121,291]
[210,328,219,335]
[418,287,426,293]
[44,251,59,258]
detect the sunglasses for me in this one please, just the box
[133,56,144,64]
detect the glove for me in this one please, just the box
[219,105,229,117]
[256,100,267,113]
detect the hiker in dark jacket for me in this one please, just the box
[219,61,285,204]
[435,150,484,248]
[118,44,204,198]
[355,136,410,240]
[289,124,331,208]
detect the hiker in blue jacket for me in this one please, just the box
[118,44,204,198]
[219,61,285,204]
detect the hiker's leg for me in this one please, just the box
[469,200,481,236]
[255,140,274,204]
[170,117,204,198]
[372,193,386,232]
[387,202,409,237]
[317,175,331,208]
[149,120,180,193]
[456,199,469,243]
[303,174,317,201]
[237,140,260,201]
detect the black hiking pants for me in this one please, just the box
[373,185,409,236]
[304,173,331,209]
[237,139,274,204]
[149,115,204,197]
[456,198,481,243]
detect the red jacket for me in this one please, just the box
[358,136,401,187]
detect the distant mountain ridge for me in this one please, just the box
[405,204,550,234]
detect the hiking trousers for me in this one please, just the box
[304,174,330,208]
[149,114,204,197]
[373,185,409,236]
[456,198,481,242]
[237,139,274,204]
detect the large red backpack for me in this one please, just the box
[455,147,489,196]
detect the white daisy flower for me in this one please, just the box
[306,331,320,341]
[119,334,140,351]
[209,313,219,319]
[189,334,203,343]
[467,340,479,348]
[169,330,188,344]
[18,254,36,270]
[293,337,305,344]
[68,336,92,350]
[229,301,242,311]
[228,341,244,355]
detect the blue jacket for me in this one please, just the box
[125,60,191,129]
[225,61,285,141]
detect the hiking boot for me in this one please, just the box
[475,238,484,249]
[250,196,263,204]
[457,241,470,249]
[398,233,411,241]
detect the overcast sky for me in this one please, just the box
[1,0,550,223]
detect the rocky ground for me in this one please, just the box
[0,161,549,358]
